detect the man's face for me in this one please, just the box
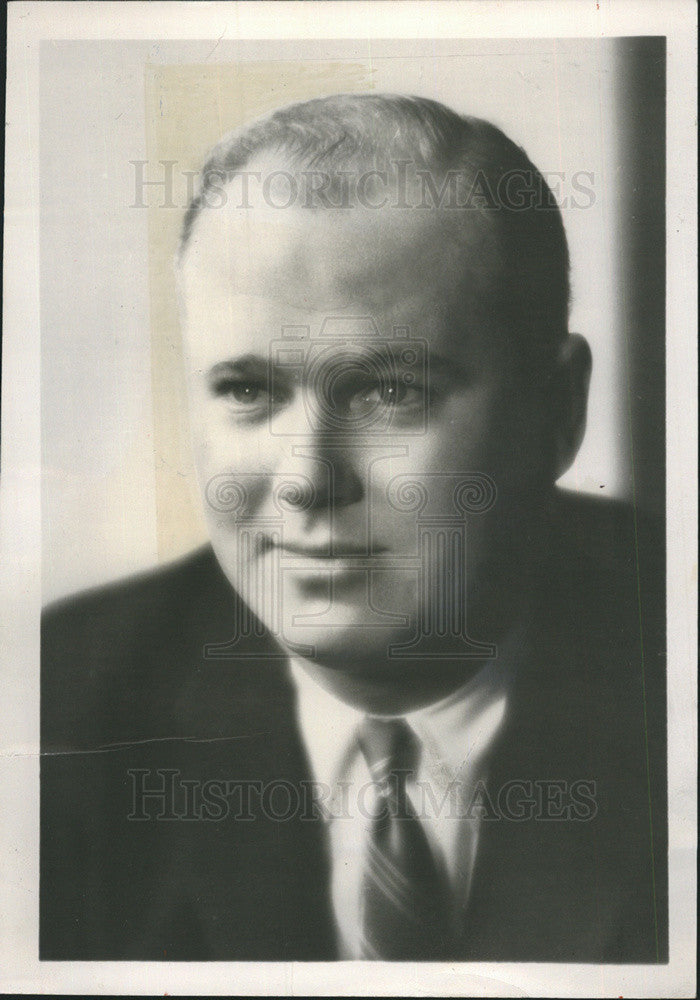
[179,174,550,675]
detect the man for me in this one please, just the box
[41,93,666,962]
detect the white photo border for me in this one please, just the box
[2,2,696,996]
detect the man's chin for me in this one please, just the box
[274,625,493,675]
[275,624,411,668]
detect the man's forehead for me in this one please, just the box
[179,160,501,314]
[182,289,454,346]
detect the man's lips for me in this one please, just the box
[270,541,393,594]
[277,541,388,559]
[258,537,389,559]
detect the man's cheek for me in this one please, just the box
[202,470,273,530]
[192,433,272,529]
[195,415,269,474]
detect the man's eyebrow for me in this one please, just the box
[206,355,270,380]
[205,349,470,382]
[360,345,468,376]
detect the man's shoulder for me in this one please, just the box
[41,545,257,749]
[549,488,663,568]
[543,489,664,622]
[521,489,667,783]
[42,544,221,634]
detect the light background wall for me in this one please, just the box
[40,38,662,603]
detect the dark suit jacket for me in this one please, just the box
[40,490,667,962]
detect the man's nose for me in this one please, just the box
[279,403,364,514]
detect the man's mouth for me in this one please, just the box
[277,541,388,559]
[256,538,392,584]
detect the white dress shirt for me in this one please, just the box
[290,649,516,958]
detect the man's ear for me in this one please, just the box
[550,332,592,480]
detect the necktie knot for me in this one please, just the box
[357,716,418,788]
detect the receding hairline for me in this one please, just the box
[177,92,571,356]
[180,92,550,249]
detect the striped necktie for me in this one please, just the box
[357,715,454,960]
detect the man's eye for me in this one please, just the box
[212,378,272,411]
[229,382,263,404]
[348,381,420,412]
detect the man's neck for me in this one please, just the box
[287,578,532,715]
[289,655,494,715]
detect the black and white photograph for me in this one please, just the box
[2,2,696,996]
